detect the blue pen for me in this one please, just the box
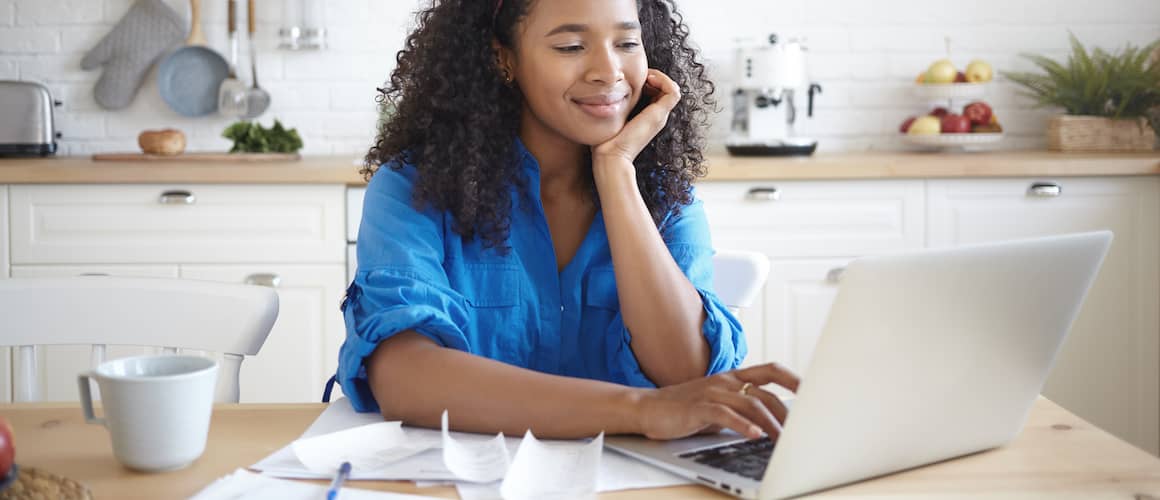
[326,462,351,500]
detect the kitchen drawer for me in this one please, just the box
[9,185,346,264]
[927,177,1157,245]
[696,180,925,257]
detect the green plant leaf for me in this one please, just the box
[221,119,304,154]
[1004,32,1160,124]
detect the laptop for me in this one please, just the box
[605,231,1113,499]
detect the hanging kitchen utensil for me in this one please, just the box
[158,0,229,117]
[278,0,325,50]
[243,0,270,119]
[81,0,185,110]
[217,0,248,117]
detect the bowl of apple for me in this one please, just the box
[900,101,1004,150]
[914,59,994,100]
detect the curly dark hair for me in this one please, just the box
[363,0,716,251]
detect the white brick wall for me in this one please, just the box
[1,0,1157,156]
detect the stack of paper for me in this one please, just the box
[251,398,691,498]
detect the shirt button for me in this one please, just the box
[560,305,564,312]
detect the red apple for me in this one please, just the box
[899,116,917,133]
[941,113,972,133]
[963,101,993,126]
[929,107,950,118]
[954,71,968,83]
[0,416,13,479]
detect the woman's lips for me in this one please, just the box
[573,95,627,119]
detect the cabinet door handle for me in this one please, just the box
[79,273,109,277]
[159,190,196,205]
[746,187,780,201]
[1027,182,1062,198]
[825,267,845,284]
[244,273,282,288]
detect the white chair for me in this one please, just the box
[712,249,771,314]
[0,276,279,403]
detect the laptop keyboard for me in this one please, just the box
[677,437,774,481]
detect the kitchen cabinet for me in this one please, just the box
[700,175,1160,456]
[2,185,348,404]
[697,179,926,368]
[697,180,926,258]
[0,185,9,403]
[2,170,1156,453]
[180,264,346,403]
[8,185,345,264]
[763,258,852,375]
[927,176,1160,456]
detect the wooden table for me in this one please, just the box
[5,398,1160,499]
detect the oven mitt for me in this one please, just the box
[80,0,186,110]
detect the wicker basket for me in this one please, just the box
[1047,115,1156,153]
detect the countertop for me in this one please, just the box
[0,151,1157,184]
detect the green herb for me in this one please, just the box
[1002,33,1160,134]
[222,119,304,153]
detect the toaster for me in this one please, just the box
[0,80,59,156]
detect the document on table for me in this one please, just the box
[251,398,691,492]
[440,410,510,483]
[191,469,442,500]
[292,421,439,473]
[499,430,602,500]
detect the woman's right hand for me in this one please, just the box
[633,363,801,441]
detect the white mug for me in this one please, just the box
[77,354,218,472]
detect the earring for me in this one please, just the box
[500,67,513,84]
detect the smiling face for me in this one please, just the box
[502,0,648,147]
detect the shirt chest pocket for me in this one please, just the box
[584,266,620,310]
[461,264,520,308]
[459,264,525,363]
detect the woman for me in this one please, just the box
[338,0,798,440]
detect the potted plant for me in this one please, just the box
[1003,33,1160,152]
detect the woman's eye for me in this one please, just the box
[555,45,583,53]
[619,41,641,50]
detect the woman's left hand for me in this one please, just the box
[592,69,681,164]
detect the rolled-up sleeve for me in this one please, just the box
[338,164,471,413]
[602,194,747,387]
[661,196,748,375]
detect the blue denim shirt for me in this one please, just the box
[337,141,746,413]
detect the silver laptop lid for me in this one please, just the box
[761,231,1112,499]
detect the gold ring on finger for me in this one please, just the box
[738,382,754,396]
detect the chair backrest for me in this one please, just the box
[0,276,279,403]
[712,250,771,313]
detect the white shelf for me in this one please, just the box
[913,82,988,101]
[902,132,1004,150]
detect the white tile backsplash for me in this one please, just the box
[0,0,1156,156]
[0,1,13,27]
[59,26,114,54]
[14,0,103,26]
[0,27,58,53]
[0,58,16,79]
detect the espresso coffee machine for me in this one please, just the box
[726,34,822,156]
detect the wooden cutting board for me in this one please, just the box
[91,152,301,162]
